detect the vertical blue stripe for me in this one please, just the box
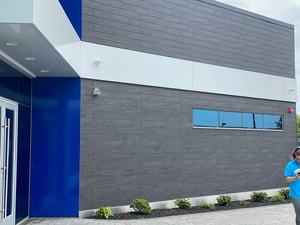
[30,77,80,217]
[16,104,31,223]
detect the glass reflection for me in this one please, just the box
[264,114,282,129]
[254,114,263,129]
[242,113,254,128]
[193,109,283,130]
[193,109,218,127]
[219,111,241,128]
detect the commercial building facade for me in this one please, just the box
[0,0,296,224]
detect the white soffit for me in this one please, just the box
[0,0,80,78]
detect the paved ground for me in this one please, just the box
[23,203,295,225]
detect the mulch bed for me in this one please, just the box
[90,198,292,220]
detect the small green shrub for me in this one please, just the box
[239,200,251,206]
[96,206,113,219]
[175,198,192,209]
[278,189,289,200]
[130,198,152,214]
[216,195,233,206]
[201,201,215,210]
[251,192,268,202]
[270,193,285,202]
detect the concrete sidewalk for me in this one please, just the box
[23,203,295,225]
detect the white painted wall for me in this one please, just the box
[81,42,194,90]
[193,63,296,102]
[33,0,80,46]
[0,0,79,45]
[58,41,297,103]
[0,0,33,23]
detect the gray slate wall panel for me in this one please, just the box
[82,0,295,77]
[80,79,295,210]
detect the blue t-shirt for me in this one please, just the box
[284,160,300,198]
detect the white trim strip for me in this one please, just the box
[58,42,296,103]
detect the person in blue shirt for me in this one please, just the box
[284,147,300,225]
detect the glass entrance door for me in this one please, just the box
[0,97,18,225]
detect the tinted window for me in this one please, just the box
[254,114,263,129]
[219,111,241,128]
[242,113,254,128]
[193,109,218,127]
[264,114,282,129]
[193,109,283,130]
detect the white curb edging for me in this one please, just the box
[79,187,288,218]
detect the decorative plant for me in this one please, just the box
[239,200,251,206]
[130,198,152,214]
[250,192,268,202]
[96,206,113,219]
[201,201,215,210]
[175,198,192,209]
[278,189,289,200]
[270,193,285,202]
[216,194,233,206]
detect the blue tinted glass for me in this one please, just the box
[254,114,263,129]
[193,109,282,130]
[193,109,218,127]
[242,113,254,128]
[6,109,14,217]
[264,114,282,129]
[219,111,241,128]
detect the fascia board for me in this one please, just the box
[0,0,33,23]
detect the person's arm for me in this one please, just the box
[285,174,300,183]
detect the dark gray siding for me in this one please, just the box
[80,79,295,209]
[82,0,295,78]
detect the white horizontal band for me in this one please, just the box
[57,42,296,103]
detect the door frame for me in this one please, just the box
[0,97,18,225]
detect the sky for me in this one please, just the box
[216,0,300,112]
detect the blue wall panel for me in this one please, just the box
[16,105,31,223]
[30,78,80,217]
[59,0,82,39]
[0,73,31,223]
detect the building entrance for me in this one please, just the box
[0,97,18,225]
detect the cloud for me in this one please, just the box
[218,0,300,23]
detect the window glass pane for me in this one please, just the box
[5,109,14,217]
[264,114,282,129]
[219,111,241,128]
[193,109,283,131]
[254,114,263,128]
[242,113,254,128]
[193,109,218,127]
